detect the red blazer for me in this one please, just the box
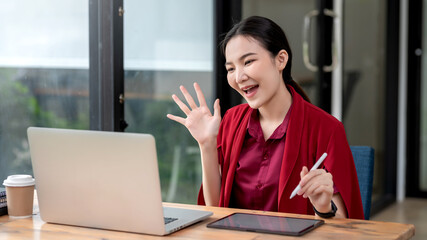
[198,86,364,219]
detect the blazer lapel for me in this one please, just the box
[222,107,252,207]
[278,87,305,205]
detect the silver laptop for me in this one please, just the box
[27,127,212,235]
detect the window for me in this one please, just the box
[123,0,214,203]
[0,0,89,182]
[1,0,214,205]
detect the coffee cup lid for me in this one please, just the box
[3,175,35,187]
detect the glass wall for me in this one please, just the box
[123,0,214,203]
[0,0,89,182]
[420,0,427,191]
[341,0,387,202]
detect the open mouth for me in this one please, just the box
[242,85,259,95]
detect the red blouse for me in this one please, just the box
[229,105,292,211]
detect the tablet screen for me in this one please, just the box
[207,213,324,236]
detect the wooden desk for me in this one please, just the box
[0,202,415,239]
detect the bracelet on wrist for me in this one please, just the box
[313,200,337,218]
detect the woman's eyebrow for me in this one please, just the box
[225,52,257,66]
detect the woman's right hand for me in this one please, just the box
[167,82,221,146]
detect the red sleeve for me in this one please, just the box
[197,186,205,205]
[324,123,364,219]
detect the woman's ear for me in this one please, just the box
[276,50,288,70]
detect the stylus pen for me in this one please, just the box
[289,152,328,199]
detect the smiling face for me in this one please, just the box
[225,35,289,110]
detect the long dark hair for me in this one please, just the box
[220,16,311,102]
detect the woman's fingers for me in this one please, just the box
[167,83,221,145]
[311,185,333,196]
[298,169,334,212]
[298,169,332,196]
[303,179,332,198]
[180,85,198,110]
[172,94,191,115]
[213,99,221,118]
[299,168,322,188]
[194,82,208,108]
[166,114,186,125]
[300,166,308,179]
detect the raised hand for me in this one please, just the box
[167,82,221,146]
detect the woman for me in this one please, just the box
[167,16,364,219]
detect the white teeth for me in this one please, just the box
[242,86,255,93]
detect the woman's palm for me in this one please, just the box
[167,83,221,145]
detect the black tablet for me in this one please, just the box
[207,213,324,236]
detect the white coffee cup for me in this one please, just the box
[2,175,35,218]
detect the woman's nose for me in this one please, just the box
[235,68,248,83]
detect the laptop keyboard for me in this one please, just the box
[164,217,178,225]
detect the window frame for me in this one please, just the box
[89,0,126,132]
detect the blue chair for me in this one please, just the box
[350,146,374,220]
